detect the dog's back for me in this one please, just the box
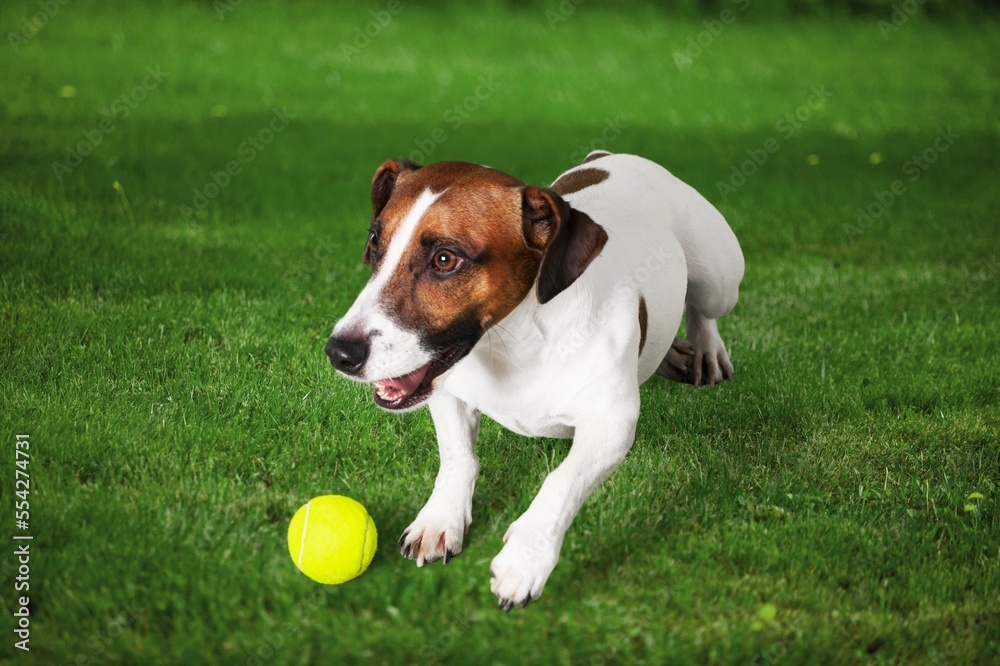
[558,152,744,315]
[544,152,742,384]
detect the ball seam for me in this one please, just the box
[297,500,311,569]
[358,515,370,576]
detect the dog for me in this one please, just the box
[325,151,744,611]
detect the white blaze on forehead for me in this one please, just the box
[368,187,444,295]
[335,187,444,331]
[331,187,445,381]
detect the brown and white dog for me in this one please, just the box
[325,151,744,611]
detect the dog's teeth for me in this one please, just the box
[375,384,398,401]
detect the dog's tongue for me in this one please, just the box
[374,363,431,402]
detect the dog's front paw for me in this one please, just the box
[489,523,560,612]
[398,508,468,567]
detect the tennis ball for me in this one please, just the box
[287,495,377,584]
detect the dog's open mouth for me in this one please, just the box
[372,344,468,411]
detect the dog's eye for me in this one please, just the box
[432,249,461,273]
[364,230,380,265]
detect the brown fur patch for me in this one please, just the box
[551,168,609,196]
[374,162,541,345]
[638,296,648,356]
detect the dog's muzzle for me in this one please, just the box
[325,331,472,411]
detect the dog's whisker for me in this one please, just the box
[491,323,515,363]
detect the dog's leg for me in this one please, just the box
[398,394,479,566]
[490,398,639,610]
[656,304,734,387]
[658,197,743,387]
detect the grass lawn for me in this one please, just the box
[1,1,998,663]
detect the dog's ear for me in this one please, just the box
[365,158,421,264]
[371,158,422,219]
[521,186,608,304]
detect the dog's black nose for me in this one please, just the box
[325,335,369,375]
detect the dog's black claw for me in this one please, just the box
[397,531,409,549]
[496,593,533,612]
[404,534,423,560]
[444,548,456,564]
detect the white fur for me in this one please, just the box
[332,188,444,382]
[392,154,744,608]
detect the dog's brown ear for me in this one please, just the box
[371,158,421,219]
[521,186,608,304]
[365,158,421,264]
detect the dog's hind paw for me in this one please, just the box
[656,327,734,388]
[398,511,467,567]
[656,336,696,383]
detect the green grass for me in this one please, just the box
[1,1,998,664]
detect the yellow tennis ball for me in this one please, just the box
[287,495,377,584]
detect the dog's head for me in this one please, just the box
[325,159,607,411]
